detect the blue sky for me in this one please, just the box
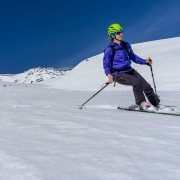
[0,0,180,74]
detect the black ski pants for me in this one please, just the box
[113,69,160,106]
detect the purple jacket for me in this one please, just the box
[103,41,147,75]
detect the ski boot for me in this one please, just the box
[139,101,151,110]
[155,104,167,110]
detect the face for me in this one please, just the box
[115,31,123,40]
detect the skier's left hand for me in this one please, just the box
[146,58,152,66]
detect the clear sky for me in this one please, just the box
[0,0,180,74]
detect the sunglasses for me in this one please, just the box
[115,30,123,35]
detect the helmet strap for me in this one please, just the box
[115,37,121,42]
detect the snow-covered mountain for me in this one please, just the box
[0,67,70,84]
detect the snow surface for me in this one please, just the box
[1,37,180,180]
[45,37,180,91]
[0,67,70,84]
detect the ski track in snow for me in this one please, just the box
[85,104,118,110]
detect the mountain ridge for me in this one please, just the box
[0,67,70,84]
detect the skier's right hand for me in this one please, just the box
[107,74,114,84]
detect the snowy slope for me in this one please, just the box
[1,37,180,180]
[0,81,180,180]
[45,37,180,91]
[0,67,70,84]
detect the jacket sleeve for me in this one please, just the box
[127,43,147,65]
[103,47,113,75]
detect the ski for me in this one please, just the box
[117,106,180,116]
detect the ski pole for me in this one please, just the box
[79,82,109,109]
[150,64,157,94]
[148,57,157,95]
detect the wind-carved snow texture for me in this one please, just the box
[0,67,70,84]
[0,37,180,180]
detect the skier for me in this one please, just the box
[103,23,160,109]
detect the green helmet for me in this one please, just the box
[108,23,123,35]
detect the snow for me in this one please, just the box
[0,37,180,180]
[0,67,70,84]
[45,37,180,91]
